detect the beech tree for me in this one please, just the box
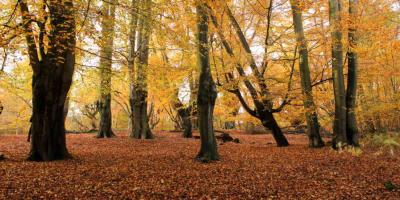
[128,0,138,137]
[290,0,324,147]
[19,0,76,161]
[173,90,193,138]
[329,0,347,149]
[346,0,360,146]
[209,2,290,146]
[129,0,154,139]
[195,1,219,162]
[97,0,116,138]
[330,0,360,148]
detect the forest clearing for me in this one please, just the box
[1,131,399,199]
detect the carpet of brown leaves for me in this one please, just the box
[1,131,399,199]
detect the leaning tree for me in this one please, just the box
[20,0,76,161]
[209,2,290,146]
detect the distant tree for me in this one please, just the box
[0,100,3,115]
[128,0,139,137]
[129,0,154,139]
[329,0,361,148]
[82,102,100,131]
[346,0,360,146]
[290,0,324,147]
[173,89,192,138]
[19,0,76,161]
[97,0,116,138]
[329,0,347,149]
[195,1,219,162]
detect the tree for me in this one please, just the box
[209,2,290,146]
[128,0,139,137]
[195,1,219,162]
[330,0,361,148]
[129,0,154,139]
[346,0,360,146]
[173,89,192,138]
[81,102,100,131]
[290,0,324,147]
[19,0,76,161]
[329,0,347,149]
[97,0,117,138]
[0,100,3,115]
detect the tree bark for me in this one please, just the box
[260,112,289,147]
[330,0,347,149]
[129,0,153,139]
[290,0,324,147]
[195,1,219,162]
[171,86,193,138]
[20,0,75,161]
[345,0,360,146]
[97,0,116,138]
[174,97,192,138]
[0,100,3,115]
[128,0,139,136]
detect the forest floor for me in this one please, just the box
[0,131,399,199]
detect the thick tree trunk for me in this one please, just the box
[98,94,114,138]
[20,0,76,161]
[330,0,347,149]
[174,102,192,138]
[172,88,193,138]
[28,66,72,161]
[260,112,289,147]
[131,88,153,139]
[346,0,360,146]
[181,110,192,138]
[195,2,219,162]
[129,0,153,139]
[97,0,116,138]
[290,0,324,147]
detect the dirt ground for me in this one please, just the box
[0,131,399,199]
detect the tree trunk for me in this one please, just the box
[131,89,153,139]
[195,2,219,162]
[29,65,72,161]
[0,100,3,115]
[260,112,289,147]
[129,0,153,139]
[174,101,192,138]
[128,0,139,136]
[20,0,76,161]
[330,0,347,149]
[290,0,324,147]
[210,6,289,147]
[97,0,116,138]
[346,0,360,146]
[172,87,193,138]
